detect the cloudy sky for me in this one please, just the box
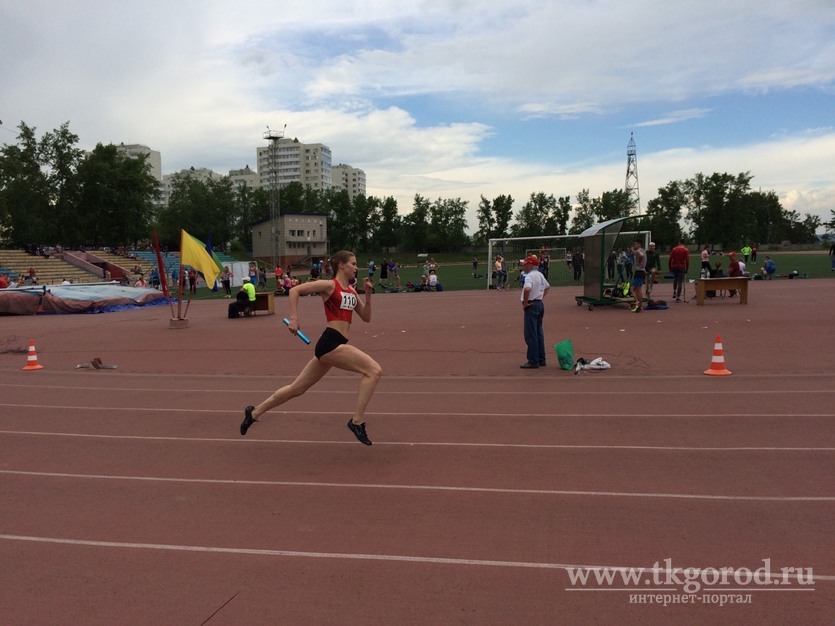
[2,0,834,231]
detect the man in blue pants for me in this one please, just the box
[520,256,551,369]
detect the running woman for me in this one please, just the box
[240,250,381,445]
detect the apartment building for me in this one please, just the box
[331,163,367,199]
[257,137,332,191]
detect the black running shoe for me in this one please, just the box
[240,406,257,436]
[347,419,372,445]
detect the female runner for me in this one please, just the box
[240,250,382,445]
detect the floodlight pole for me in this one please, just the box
[263,125,286,270]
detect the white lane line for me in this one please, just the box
[2,430,834,452]
[0,534,832,582]
[2,470,833,502]
[0,403,831,418]
[2,384,834,396]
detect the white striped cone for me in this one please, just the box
[704,335,731,376]
[22,340,44,371]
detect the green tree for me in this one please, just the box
[401,194,431,252]
[512,192,557,237]
[492,194,514,239]
[474,195,495,246]
[640,181,685,248]
[569,189,597,234]
[76,143,159,247]
[683,172,753,248]
[429,197,470,251]
[554,196,571,235]
[323,187,354,251]
[157,174,237,250]
[0,122,51,246]
[596,189,633,223]
[373,196,401,251]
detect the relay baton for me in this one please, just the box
[283,318,311,345]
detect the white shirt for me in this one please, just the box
[521,268,550,301]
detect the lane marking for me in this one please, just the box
[1,534,833,581]
[2,430,834,452]
[0,403,831,419]
[2,470,833,501]
[2,384,834,396]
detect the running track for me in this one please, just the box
[1,279,833,624]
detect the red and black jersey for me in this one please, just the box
[324,279,358,323]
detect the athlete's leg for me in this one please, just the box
[320,345,382,422]
[251,357,331,419]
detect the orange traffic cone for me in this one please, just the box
[22,340,44,371]
[704,335,731,376]
[22,341,43,370]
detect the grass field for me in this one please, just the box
[188,250,834,298]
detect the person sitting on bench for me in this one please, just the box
[228,276,257,318]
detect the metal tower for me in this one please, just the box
[263,125,286,268]
[625,132,640,213]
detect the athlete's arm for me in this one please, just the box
[354,277,373,323]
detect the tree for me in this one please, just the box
[429,197,470,251]
[683,172,753,248]
[0,122,51,247]
[596,189,633,223]
[474,195,495,246]
[157,173,237,249]
[554,196,571,235]
[323,187,354,251]
[401,194,431,252]
[640,181,686,248]
[569,189,596,234]
[512,192,557,237]
[373,196,401,251]
[492,194,514,239]
[76,143,159,247]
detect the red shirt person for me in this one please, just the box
[668,240,690,302]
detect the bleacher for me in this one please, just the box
[128,249,240,278]
[0,249,104,285]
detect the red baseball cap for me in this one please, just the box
[522,256,538,265]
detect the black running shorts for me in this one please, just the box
[315,327,348,360]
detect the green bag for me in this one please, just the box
[554,338,574,370]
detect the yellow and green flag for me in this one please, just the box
[180,229,223,287]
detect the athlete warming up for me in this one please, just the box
[240,250,381,445]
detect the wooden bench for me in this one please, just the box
[251,291,275,315]
[694,277,749,305]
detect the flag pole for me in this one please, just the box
[153,230,176,320]
[170,229,190,329]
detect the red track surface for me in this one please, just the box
[1,279,834,624]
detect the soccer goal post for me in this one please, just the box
[487,231,651,289]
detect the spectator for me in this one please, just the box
[669,240,690,302]
[629,240,646,313]
[187,268,197,294]
[607,250,617,280]
[727,252,742,297]
[519,256,550,369]
[700,245,712,277]
[0,274,8,289]
[221,266,232,298]
[829,242,835,272]
[134,274,148,288]
[741,244,752,264]
[228,276,256,318]
[761,256,776,280]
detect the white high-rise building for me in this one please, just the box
[331,164,366,199]
[116,143,162,181]
[257,137,332,191]
[160,167,223,205]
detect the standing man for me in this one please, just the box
[519,256,550,369]
[669,240,690,302]
[645,242,661,295]
[630,240,646,313]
